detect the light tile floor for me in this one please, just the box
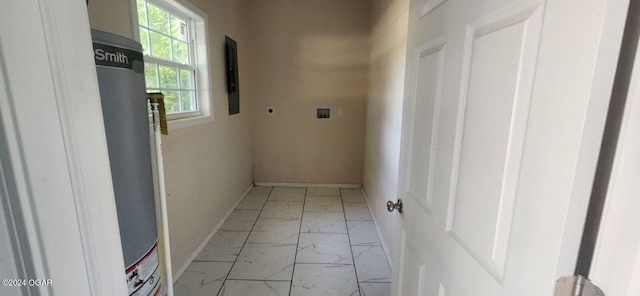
[174,186,392,296]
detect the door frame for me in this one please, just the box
[589,3,640,291]
[0,0,127,294]
[549,0,630,280]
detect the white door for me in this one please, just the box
[392,0,628,295]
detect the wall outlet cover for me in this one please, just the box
[317,108,330,119]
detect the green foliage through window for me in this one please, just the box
[137,0,197,115]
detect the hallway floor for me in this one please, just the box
[173,186,392,296]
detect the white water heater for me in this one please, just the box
[91,29,161,296]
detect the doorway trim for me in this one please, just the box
[0,0,127,293]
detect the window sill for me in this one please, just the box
[167,114,212,131]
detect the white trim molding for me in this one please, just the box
[172,184,254,283]
[0,0,127,294]
[253,182,362,188]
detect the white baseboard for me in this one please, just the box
[361,187,394,268]
[172,183,254,284]
[254,182,361,188]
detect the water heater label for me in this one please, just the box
[93,42,143,70]
[126,243,161,296]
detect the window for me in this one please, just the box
[133,0,211,127]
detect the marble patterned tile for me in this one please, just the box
[347,221,381,246]
[219,280,290,296]
[306,187,340,197]
[219,210,261,231]
[296,233,352,264]
[260,201,304,219]
[250,186,273,195]
[359,282,391,296]
[195,231,249,262]
[291,264,359,296]
[173,261,232,296]
[228,244,296,280]
[352,246,392,282]
[305,195,341,202]
[269,187,306,201]
[247,219,300,244]
[304,198,344,212]
[236,194,269,210]
[300,212,347,233]
[341,188,365,203]
[344,202,373,221]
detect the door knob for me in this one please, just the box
[387,199,403,213]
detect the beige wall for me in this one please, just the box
[244,0,371,184]
[87,0,133,38]
[362,0,409,260]
[88,0,408,275]
[87,0,253,275]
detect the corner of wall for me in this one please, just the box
[362,0,410,262]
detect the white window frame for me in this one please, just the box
[130,0,212,131]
